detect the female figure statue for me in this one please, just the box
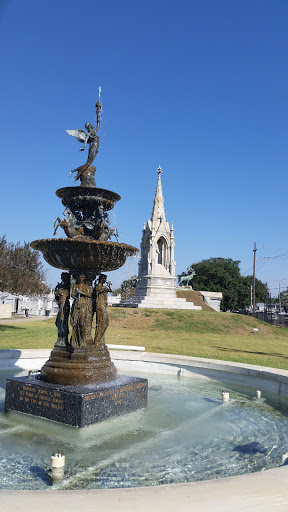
[70,275,93,347]
[67,100,102,185]
[94,274,112,345]
[55,273,70,346]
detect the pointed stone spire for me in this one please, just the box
[151,166,166,224]
[119,163,203,311]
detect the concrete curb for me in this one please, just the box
[2,349,288,397]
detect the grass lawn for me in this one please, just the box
[1,308,288,370]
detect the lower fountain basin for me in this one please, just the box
[30,238,138,275]
[1,360,288,491]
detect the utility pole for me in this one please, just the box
[279,283,281,313]
[253,242,257,316]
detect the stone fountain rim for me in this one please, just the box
[56,186,121,202]
[0,467,286,511]
[30,238,139,253]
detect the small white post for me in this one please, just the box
[222,390,229,402]
[51,452,65,482]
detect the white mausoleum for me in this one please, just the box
[131,167,201,310]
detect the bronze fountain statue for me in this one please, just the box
[5,97,148,426]
[67,99,101,186]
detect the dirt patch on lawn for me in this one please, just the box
[176,289,215,311]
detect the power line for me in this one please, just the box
[261,251,288,259]
[243,259,266,276]
[242,252,288,275]
[242,267,253,275]
[268,286,288,292]
[267,277,288,284]
[255,260,267,273]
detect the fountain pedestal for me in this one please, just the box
[5,375,147,427]
[5,234,148,426]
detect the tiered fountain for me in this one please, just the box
[5,98,148,427]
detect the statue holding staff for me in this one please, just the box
[67,98,102,184]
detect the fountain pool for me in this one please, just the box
[1,364,288,491]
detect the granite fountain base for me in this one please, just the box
[5,375,148,427]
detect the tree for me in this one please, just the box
[240,275,268,310]
[280,289,288,312]
[179,257,268,311]
[120,275,138,299]
[0,235,48,296]
[112,287,122,296]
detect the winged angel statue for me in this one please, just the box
[66,99,102,183]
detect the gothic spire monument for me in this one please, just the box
[132,167,201,310]
[138,166,175,280]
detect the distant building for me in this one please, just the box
[199,291,223,312]
[0,290,58,317]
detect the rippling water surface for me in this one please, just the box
[1,368,288,490]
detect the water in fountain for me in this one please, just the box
[2,368,288,489]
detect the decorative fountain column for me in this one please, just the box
[5,98,148,427]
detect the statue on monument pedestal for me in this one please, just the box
[178,269,196,287]
[67,99,102,185]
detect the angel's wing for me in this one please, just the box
[66,129,87,143]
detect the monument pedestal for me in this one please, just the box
[5,375,148,427]
[119,266,202,310]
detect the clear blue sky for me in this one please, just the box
[1,0,287,296]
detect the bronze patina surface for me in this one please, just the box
[27,99,140,388]
[5,98,147,423]
[31,238,138,275]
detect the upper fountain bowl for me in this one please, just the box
[56,187,121,212]
[31,238,138,276]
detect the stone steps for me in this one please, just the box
[116,296,202,310]
[137,302,201,310]
[134,297,190,305]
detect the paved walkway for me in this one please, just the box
[0,315,52,324]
